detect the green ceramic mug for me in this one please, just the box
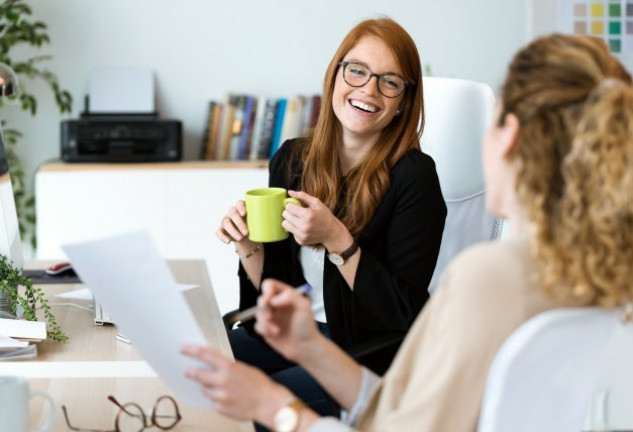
[245,187,301,242]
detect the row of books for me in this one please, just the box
[200,94,322,161]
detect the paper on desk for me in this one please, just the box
[0,318,46,341]
[55,284,198,301]
[62,231,211,408]
[0,333,29,350]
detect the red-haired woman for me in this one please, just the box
[216,17,446,421]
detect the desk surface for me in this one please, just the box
[6,260,253,432]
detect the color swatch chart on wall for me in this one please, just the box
[559,0,633,55]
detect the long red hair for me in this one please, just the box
[300,17,424,236]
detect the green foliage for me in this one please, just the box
[0,0,73,248]
[0,253,68,342]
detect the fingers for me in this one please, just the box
[255,280,297,335]
[235,200,247,217]
[258,280,307,317]
[261,278,292,297]
[181,344,227,368]
[254,315,280,337]
[217,201,249,244]
[182,345,234,390]
[288,190,320,207]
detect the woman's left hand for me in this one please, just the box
[182,345,291,424]
[283,190,348,246]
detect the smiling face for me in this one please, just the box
[332,35,404,145]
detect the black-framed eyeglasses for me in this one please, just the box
[62,395,182,432]
[338,61,410,98]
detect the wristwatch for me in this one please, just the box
[274,397,306,432]
[327,241,359,266]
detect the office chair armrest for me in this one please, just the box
[222,308,242,331]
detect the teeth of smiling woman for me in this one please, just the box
[350,100,378,113]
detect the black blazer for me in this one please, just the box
[239,138,446,374]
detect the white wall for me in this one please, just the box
[5,0,528,180]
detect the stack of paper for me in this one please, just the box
[0,318,44,360]
[0,317,47,341]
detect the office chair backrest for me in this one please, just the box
[477,307,619,432]
[420,77,501,292]
[583,309,633,431]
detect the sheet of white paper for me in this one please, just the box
[0,333,29,350]
[0,318,46,340]
[88,67,155,113]
[55,284,198,301]
[62,231,211,408]
[55,287,94,300]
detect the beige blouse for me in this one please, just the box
[310,236,584,432]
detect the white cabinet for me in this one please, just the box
[35,161,268,314]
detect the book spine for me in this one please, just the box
[249,97,267,161]
[238,95,255,160]
[200,101,216,159]
[229,94,246,160]
[294,95,306,138]
[219,105,236,160]
[279,98,296,144]
[208,104,223,160]
[257,98,279,160]
[270,98,287,158]
[301,95,313,137]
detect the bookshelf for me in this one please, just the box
[200,93,321,162]
[35,161,268,315]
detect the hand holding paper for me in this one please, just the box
[62,231,211,407]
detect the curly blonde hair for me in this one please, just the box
[501,34,633,306]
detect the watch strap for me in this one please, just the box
[338,241,359,261]
[327,241,359,266]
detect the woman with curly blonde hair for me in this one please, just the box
[185,34,633,431]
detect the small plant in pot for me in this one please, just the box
[0,253,67,342]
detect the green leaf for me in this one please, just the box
[0,253,68,342]
[0,0,74,248]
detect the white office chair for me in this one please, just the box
[477,307,619,432]
[420,77,502,293]
[583,308,633,431]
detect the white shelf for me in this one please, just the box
[35,161,268,315]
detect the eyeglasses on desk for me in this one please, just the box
[62,394,182,432]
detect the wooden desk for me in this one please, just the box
[4,260,253,432]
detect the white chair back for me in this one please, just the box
[583,311,633,431]
[478,307,619,432]
[420,77,500,292]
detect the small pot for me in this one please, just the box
[0,291,15,316]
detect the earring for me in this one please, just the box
[396,109,402,115]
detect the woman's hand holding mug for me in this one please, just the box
[217,200,250,244]
[218,188,301,246]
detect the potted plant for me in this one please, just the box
[0,253,67,342]
[0,0,72,248]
